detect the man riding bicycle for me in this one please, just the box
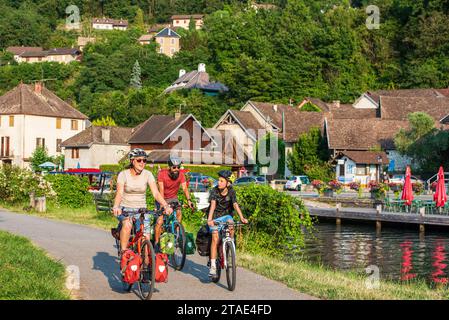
[112,148,173,255]
[154,155,194,252]
[207,170,248,279]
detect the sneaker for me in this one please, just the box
[208,265,217,278]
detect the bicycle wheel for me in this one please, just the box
[138,240,156,300]
[225,241,236,291]
[170,222,186,271]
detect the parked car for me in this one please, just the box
[233,176,267,186]
[389,174,424,185]
[284,175,311,191]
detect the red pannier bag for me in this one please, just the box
[120,249,142,284]
[155,253,168,283]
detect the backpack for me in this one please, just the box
[160,232,175,255]
[120,249,142,284]
[196,224,211,256]
[185,232,196,255]
[155,253,168,283]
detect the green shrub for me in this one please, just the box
[99,164,232,178]
[45,174,93,208]
[234,184,314,257]
[0,166,55,204]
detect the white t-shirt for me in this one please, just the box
[117,169,155,208]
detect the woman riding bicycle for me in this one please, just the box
[207,170,248,279]
[112,148,173,255]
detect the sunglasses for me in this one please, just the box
[134,158,147,163]
[170,166,180,169]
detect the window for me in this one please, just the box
[160,38,164,44]
[171,38,175,45]
[56,139,62,152]
[71,148,79,159]
[171,48,175,54]
[356,164,367,175]
[1,136,10,157]
[36,138,45,149]
[71,120,78,130]
[9,116,14,127]
[56,118,62,129]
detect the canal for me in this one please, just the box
[300,220,449,286]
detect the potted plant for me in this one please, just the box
[349,181,362,198]
[368,181,388,200]
[327,179,342,197]
[312,180,325,196]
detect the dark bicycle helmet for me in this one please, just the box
[128,148,147,160]
[218,170,233,181]
[168,155,182,167]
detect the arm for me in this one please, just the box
[149,180,173,214]
[207,200,217,227]
[158,181,165,201]
[181,182,193,208]
[233,203,248,224]
[113,182,124,216]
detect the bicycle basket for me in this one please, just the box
[160,232,175,255]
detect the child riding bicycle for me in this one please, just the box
[207,170,248,279]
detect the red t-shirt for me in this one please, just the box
[157,169,186,199]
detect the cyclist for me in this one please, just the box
[112,148,173,255]
[207,170,248,279]
[154,155,194,252]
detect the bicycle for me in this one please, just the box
[208,220,246,291]
[115,208,162,300]
[159,201,187,271]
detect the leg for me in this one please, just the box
[210,231,219,260]
[120,218,132,252]
[154,215,164,245]
[176,207,182,225]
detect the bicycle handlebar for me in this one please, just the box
[121,208,165,218]
[213,221,248,227]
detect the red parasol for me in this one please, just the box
[433,166,447,208]
[401,166,414,206]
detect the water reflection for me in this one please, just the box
[301,222,449,285]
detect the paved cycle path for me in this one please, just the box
[0,209,317,300]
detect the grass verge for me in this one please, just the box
[237,253,449,300]
[0,230,70,300]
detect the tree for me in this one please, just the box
[394,112,436,155]
[135,8,146,31]
[287,127,332,181]
[255,133,286,178]
[130,60,142,89]
[30,147,54,172]
[92,116,117,126]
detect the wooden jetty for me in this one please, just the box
[307,204,449,232]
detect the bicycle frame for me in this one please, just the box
[217,224,236,270]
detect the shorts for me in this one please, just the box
[117,207,153,236]
[208,215,234,233]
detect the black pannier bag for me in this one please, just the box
[196,224,212,256]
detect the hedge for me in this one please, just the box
[100,164,232,179]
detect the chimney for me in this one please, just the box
[175,112,181,120]
[332,100,340,108]
[198,63,206,72]
[179,69,186,78]
[273,104,278,112]
[168,28,172,36]
[34,82,42,94]
[101,128,111,144]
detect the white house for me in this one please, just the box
[61,126,133,169]
[170,15,204,30]
[92,18,128,30]
[0,83,88,168]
